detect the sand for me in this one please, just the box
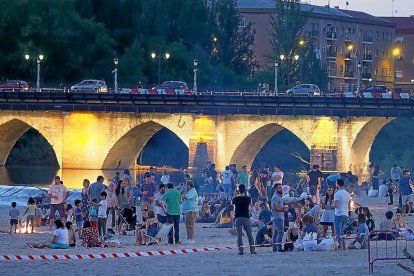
[0,196,413,276]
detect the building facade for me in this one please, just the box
[382,17,414,92]
[238,0,396,92]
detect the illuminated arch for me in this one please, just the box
[229,123,309,170]
[102,121,189,169]
[0,119,60,167]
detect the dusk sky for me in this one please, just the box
[309,0,414,17]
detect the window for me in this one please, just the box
[238,17,246,28]
[395,36,404,44]
[395,71,403,78]
[375,49,379,58]
[374,68,378,76]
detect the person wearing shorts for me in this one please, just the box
[306,165,323,204]
[182,181,198,244]
[399,170,413,215]
[48,176,70,228]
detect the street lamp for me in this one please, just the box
[280,54,285,60]
[274,61,279,96]
[113,57,119,93]
[193,59,198,95]
[294,54,299,61]
[25,54,44,92]
[151,52,170,85]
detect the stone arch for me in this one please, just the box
[102,120,189,169]
[0,118,61,167]
[350,117,394,175]
[229,122,310,170]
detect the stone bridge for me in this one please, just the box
[0,110,394,173]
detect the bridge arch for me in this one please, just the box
[226,117,313,170]
[102,119,191,169]
[350,117,394,175]
[0,118,61,167]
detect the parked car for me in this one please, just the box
[360,85,392,98]
[70,80,108,93]
[286,84,321,96]
[0,80,30,92]
[151,81,192,95]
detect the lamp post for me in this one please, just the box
[113,58,119,93]
[26,54,44,92]
[274,61,278,96]
[151,52,170,85]
[193,59,198,95]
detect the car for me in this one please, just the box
[0,80,30,92]
[70,80,108,93]
[360,85,392,98]
[151,81,192,95]
[286,84,321,96]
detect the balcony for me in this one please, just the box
[362,54,373,61]
[327,32,337,40]
[344,35,355,42]
[327,49,337,58]
[344,53,354,60]
[344,71,354,78]
[362,35,373,43]
[308,30,319,37]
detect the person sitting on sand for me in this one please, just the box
[82,221,101,247]
[283,224,300,251]
[255,221,273,245]
[250,200,262,227]
[215,205,234,228]
[136,211,159,245]
[66,221,76,247]
[300,214,319,240]
[394,209,407,230]
[375,211,397,240]
[347,214,369,249]
[199,201,214,223]
[27,220,69,249]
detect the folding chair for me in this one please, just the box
[144,224,173,245]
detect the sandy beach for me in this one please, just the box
[0,196,413,276]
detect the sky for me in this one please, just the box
[308,0,414,17]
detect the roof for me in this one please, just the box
[381,17,414,34]
[238,0,394,27]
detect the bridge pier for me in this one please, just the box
[188,116,216,170]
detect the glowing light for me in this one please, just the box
[311,117,338,149]
[151,53,156,59]
[299,40,305,46]
[24,54,30,60]
[190,116,215,141]
[392,47,401,56]
[347,44,354,51]
[294,55,299,61]
[165,53,170,59]
[280,54,285,60]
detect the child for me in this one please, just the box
[348,214,369,249]
[66,221,76,247]
[97,191,108,238]
[23,197,36,233]
[89,199,99,228]
[9,202,19,234]
[66,204,74,224]
[377,211,397,240]
[74,199,84,238]
[136,211,159,245]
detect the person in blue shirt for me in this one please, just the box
[398,170,413,215]
[348,213,369,249]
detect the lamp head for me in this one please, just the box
[38,54,44,61]
[114,57,119,65]
[193,59,198,67]
[165,53,170,59]
[24,54,30,60]
[280,54,285,60]
[151,53,156,59]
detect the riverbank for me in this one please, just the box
[0,196,413,275]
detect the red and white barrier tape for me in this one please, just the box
[0,246,233,261]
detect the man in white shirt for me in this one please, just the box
[48,176,70,229]
[271,165,284,198]
[160,171,171,185]
[220,166,234,199]
[333,179,351,250]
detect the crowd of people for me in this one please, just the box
[7,162,414,254]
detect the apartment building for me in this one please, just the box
[382,17,414,91]
[238,0,396,92]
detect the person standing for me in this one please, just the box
[162,183,182,244]
[48,176,70,229]
[155,184,167,224]
[371,165,383,194]
[141,175,156,213]
[333,179,351,250]
[271,183,285,252]
[306,165,323,204]
[97,191,108,238]
[210,164,218,193]
[81,179,90,220]
[105,182,118,229]
[221,166,234,199]
[398,170,413,216]
[89,176,107,202]
[237,165,249,188]
[160,171,171,185]
[182,181,199,244]
[390,164,402,205]
[232,184,256,255]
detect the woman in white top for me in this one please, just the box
[320,187,335,238]
[27,220,69,249]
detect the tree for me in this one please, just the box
[269,0,326,88]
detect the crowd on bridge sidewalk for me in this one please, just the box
[6,161,414,253]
